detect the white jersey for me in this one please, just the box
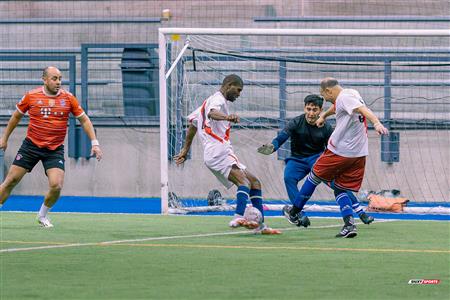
[327,89,369,158]
[188,91,245,188]
[188,91,232,150]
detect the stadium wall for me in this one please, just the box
[1,0,448,50]
[2,127,448,203]
[1,0,449,203]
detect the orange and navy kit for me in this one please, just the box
[16,87,85,150]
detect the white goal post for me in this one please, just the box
[158,27,450,215]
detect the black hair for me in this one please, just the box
[304,94,324,108]
[222,74,243,87]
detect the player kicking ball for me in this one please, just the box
[174,74,281,235]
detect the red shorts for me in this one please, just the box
[312,149,366,192]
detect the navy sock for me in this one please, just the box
[335,192,353,218]
[236,185,250,216]
[352,203,364,216]
[293,173,321,211]
[250,189,264,223]
[347,192,364,215]
[343,215,355,226]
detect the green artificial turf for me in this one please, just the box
[1,213,448,299]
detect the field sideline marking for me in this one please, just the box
[0,240,68,245]
[108,243,450,254]
[1,220,395,254]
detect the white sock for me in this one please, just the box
[38,203,50,218]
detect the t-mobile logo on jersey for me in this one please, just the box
[40,107,51,118]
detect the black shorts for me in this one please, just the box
[13,138,65,173]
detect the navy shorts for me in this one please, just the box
[13,138,65,173]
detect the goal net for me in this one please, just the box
[159,28,450,215]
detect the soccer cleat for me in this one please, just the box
[282,205,291,217]
[336,224,357,238]
[253,224,282,235]
[359,212,374,225]
[282,205,298,225]
[297,215,311,228]
[228,216,248,228]
[37,216,54,228]
[282,205,311,228]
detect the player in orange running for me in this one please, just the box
[0,66,103,227]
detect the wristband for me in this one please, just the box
[91,139,100,146]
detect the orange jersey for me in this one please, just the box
[16,87,85,150]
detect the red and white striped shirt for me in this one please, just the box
[16,87,85,150]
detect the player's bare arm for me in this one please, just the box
[77,114,103,161]
[174,124,197,165]
[354,105,389,135]
[0,110,23,151]
[316,104,335,127]
[208,109,240,123]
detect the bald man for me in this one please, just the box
[0,66,103,227]
[285,77,388,238]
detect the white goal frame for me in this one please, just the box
[158,27,450,214]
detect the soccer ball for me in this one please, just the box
[244,206,263,225]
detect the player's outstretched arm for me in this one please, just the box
[355,106,389,135]
[78,114,103,161]
[208,109,240,123]
[258,130,290,155]
[316,104,335,127]
[0,110,23,151]
[174,124,197,165]
[258,122,292,155]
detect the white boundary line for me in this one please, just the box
[1,220,395,254]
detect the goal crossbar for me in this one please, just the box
[159,27,450,37]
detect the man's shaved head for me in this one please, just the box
[42,66,61,78]
[320,77,339,90]
[319,77,342,104]
[42,66,62,95]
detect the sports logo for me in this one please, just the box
[40,107,51,118]
[408,279,440,285]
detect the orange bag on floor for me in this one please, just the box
[367,194,409,212]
